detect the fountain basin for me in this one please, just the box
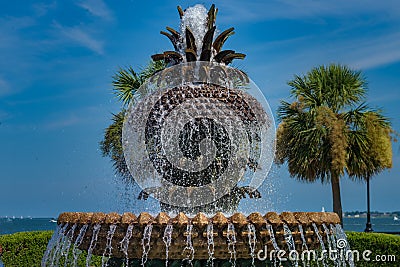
[55,211,340,260]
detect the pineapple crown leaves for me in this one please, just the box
[151,4,246,65]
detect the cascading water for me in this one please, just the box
[120,224,134,266]
[86,223,101,267]
[322,222,339,267]
[206,223,215,267]
[226,223,237,267]
[266,224,280,250]
[322,223,332,250]
[61,223,77,266]
[335,224,355,267]
[329,223,341,266]
[266,223,280,267]
[71,224,89,266]
[283,224,298,267]
[247,224,257,267]
[183,224,195,266]
[297,224,309,267]
[141,224,153,267]
[298,224,308,251]
[42,224,63,266]
[163,224,173,267]
[101,224,117,266]
[50,223,69,266]
[312,222,327,267]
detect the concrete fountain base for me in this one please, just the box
[54,211,341,260]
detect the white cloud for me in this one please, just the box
[54,23,104,55]
[251,31,400,74]
[303,32,400,70]
[348,33,400,69]
[77,0,113,20]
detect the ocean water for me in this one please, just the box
[0,216,399,235]
[0,217,57,235]
[343,217,400,233]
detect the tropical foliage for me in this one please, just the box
[276,64,394,222]
[100,60,166,181]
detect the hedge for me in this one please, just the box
[0,231,52,266]
[346,232,400,266]
[0,231,399,266]
[0,231,102,267]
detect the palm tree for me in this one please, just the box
[346,111,393,231]
[100,60,166,181]
[276,64,393,223]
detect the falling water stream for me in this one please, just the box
[329,224,341,267]
[312,223,327,267]
[266,224,280,267]
[283,224,298,267]
[163,224,173,267]
[41,223,63,266]
[141,224,153,267]
[335,224,355,267]
[322,223,339,267]
[297,224,308,251]
[297,224,308,267]
[101,224,117,267]
[329,224,337,249]
[183,224,195,266]
[120,224,134,267]
[86,223,102,267]
[71,224,89,266]
[61,223,77,266]
[207,223,215,267]
[247,224,257,267]
[50,223,69,266]
[226,223,237,267]
[322,224,332,250]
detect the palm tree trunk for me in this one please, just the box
[331,173,343,225]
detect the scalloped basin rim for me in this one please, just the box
[57,211,341,225]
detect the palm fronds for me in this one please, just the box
[112,60,166,107]
[101,61,166,179]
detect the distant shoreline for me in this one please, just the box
[344,211,399,218]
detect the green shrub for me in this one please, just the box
[346,232,400,266]
[0,231,399,266]
[0,231,102,267]
[0,231,53,267]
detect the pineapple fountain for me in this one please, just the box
[42,5,353,267]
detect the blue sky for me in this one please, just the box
[0,0,399,217]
